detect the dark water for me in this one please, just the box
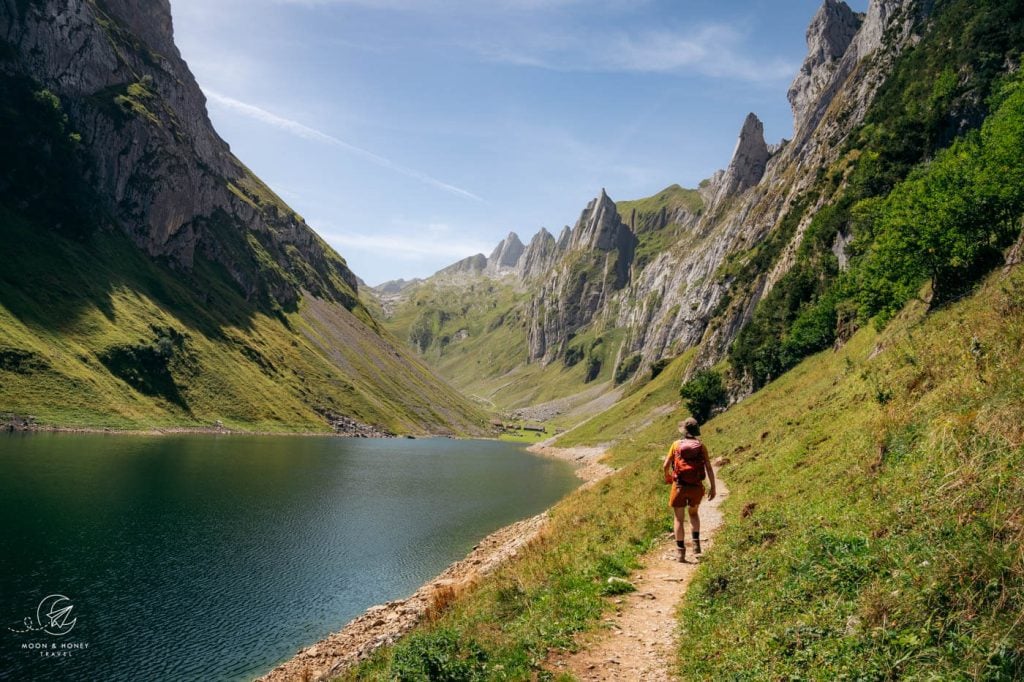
[0,433,577,681]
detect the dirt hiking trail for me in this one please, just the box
[548,480,728,681]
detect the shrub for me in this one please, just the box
[613,353,642,385]
[679,369,728,422]
[563,344,584,368]
[389,628,487,682]
[649,357,672,380]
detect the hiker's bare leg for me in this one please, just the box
[673,506,687,540]
[688,505,700,534]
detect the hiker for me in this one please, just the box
[662,417,716,562]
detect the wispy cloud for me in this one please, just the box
[475,24,796,82]
[271,0,636,9]
[204,90,484,202]
[320,228,491,261]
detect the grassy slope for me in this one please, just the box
[379,280,625,410]
[343,267,1023,680]
[0,210,488,434]
[553,348,694,448]
[617,184,703,273]
[680,272,1024,679]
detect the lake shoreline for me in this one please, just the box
[257,443,614,681]
[0,413,428,439]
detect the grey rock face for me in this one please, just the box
[516,228,558,281]
[788,0,863,131]
[436,253,487,278]
[1,0,358,308]
[556,225,573,251]
[526,190,636,361]
[603,0,922,380]
[486,232,526,274]
[854,0,904,56]
[569,189,632,253]
[712,113,771,206]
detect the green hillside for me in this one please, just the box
[0,72,487,434]
[346,261,1024,681]
[679,270,1024,679]
[379,279,627,410]
[617,183,703,272]
[0,206,487,433]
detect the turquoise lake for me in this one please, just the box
[0,433,578,680]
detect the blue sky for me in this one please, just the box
[170,0,868,285]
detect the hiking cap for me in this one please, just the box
[679,417,700,436]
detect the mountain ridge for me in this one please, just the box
[374,0,1022,423]
[0,0,488,434]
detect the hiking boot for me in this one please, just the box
[693,538,702,555]
[676,546,686,563]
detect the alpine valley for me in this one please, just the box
[3,0,1024,679]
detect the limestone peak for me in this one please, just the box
[788,0,863,130]
[487,232,526,272]
[712,113,770,205]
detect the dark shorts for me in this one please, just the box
[669,481,705,508]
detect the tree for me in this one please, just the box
[679,369,728,423]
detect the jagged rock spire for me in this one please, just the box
[556,225,572,251]
[517,228,558,281]
[788,0,863,130]
[713,113,770,204]
[487,231,525,273]
[570,188,633,252]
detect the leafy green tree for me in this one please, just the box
[679,369,728,423]
[856,70,1024,317]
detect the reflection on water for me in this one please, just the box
[0,433,577,681]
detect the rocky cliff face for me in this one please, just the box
[788,0,863,131]
[618,0,923,376]
[709,113,773,209]
[374,0,928,406]
[516,228,558,281]
[486,232,526,274]
[525,190,637,361]
[1,0,358,309]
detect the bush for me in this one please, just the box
[613,353,642,385]
[679,369,728,422]
[389,628,488,682]
[649,357,673,380]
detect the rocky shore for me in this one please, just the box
[0,413,395,438]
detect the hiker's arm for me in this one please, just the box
[662,445,674,484]
[703,444,717,499]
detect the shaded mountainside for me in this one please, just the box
[0,0,487,433]
[378,0,1024,416]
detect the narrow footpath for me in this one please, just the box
[548,480,728,681]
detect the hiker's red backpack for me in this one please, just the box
[672,438,706,485]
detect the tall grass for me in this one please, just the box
[680,267,1024,679]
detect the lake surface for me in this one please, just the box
[0,433,577,681]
